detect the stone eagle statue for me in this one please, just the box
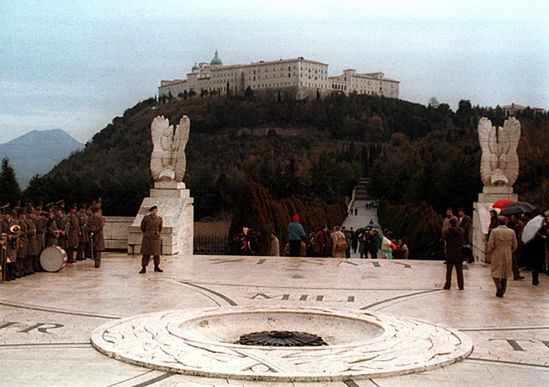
[478,117,520,188]
[150,115,190,182]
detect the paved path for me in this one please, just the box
[1,253,548,386]
[343,199,379,258]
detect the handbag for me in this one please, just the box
[336,238,348,252]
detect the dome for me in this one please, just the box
[191,62,199,71]
[210,50,222,65]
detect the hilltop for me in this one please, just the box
[0,129,83,187]
[27,93,440,216]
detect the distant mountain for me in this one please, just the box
[0,129,84,187]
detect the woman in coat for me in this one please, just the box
[487,216,517,297]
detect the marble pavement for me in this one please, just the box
[0,253,548,386]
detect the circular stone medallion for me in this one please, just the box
[91,307,473,382]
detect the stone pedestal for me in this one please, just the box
[128,182,194,255]
[472,186,517,263]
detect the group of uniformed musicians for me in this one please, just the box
[0,199,105,282]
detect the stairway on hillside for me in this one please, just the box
[354,177,370,200]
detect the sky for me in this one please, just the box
[1,0,548,143]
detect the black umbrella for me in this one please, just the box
[500,201,536,216]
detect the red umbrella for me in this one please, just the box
[492,199,514,209]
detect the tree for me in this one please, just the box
[428,97,439,108]
[0,158,22,204]
[244,86,254,99]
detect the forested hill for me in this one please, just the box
[24,93,548,224]
[23,94,448,215]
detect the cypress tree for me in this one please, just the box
[0,158,22,204]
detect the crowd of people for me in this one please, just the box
[0,199,105,281]
[442,206,549,296]
[233,213,409,260]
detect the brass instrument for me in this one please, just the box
[7,224,21,250]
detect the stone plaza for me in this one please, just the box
[1,252,548,386]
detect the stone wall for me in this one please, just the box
[104,216,133,251]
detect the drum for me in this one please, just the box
[40,246,67,272]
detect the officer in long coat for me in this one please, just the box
[139,206,163,274]
[77,204,89,260]
[88,208,105,269]
[54,206,68,250]
[66,205,81,263]
[36,211,47,254]
[26,209,41,273]
[16,211,29,276]
[45,211,59,247]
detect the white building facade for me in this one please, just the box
[158,52,399,100]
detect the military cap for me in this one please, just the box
[148,205,158,212]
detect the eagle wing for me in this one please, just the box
[150,115,170,181]
[502,117,521,186]
[174,115,191,182]
[477,117,493,186]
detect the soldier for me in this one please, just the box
[45,210,59,247]
[66,205,81,263]
[54,205,68,251]
[88,207,105,268]
[77,204,89,260]
[35,211,48,271]
[1,231,6,282]
[24,209,40,274]
[1,210,19,280]
[139,206,163,274]
[94,198,103,215]
[16,210,29,276]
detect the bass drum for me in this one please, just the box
[40,246,68,272]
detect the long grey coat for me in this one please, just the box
[487,225,517,279]
[140,214,162,255]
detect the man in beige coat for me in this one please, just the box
[331,226,347,258]
[487,216,517,297]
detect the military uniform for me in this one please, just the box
[27,213,42,272]
[77,209,89,260]
[66,211,81,262]
[36,214,47,248]
[88,212,105,268]
[46,215,59,247]
[140,213,163,272]
[1,216,19,280]
[0,238,6,282]
[16,215,29,275]
[55,211,68,250]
